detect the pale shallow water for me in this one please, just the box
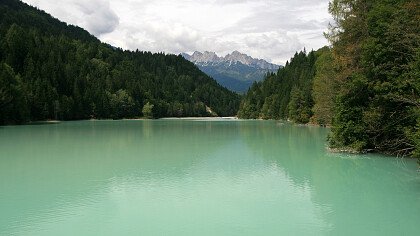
[0,119,419,235]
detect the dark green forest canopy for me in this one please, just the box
[238,49,318,124]
[0,0,240,124]
[327,0,419,157]
[238,0,419,157]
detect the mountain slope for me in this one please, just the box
[0,0,240,124]
[238,49,317,122]
[182,51,281,93]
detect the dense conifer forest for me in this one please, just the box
[1,0,419,158]
[238,0,419,157]
[0,0,240,125]
[238,49,318,123]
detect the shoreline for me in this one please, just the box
[4,118,417,160]
[10,117,239,125]
[159,117,238,120]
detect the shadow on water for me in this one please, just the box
[26,121,61,126]
[238,120,420,235]
[0,121,60,128]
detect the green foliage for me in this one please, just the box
[0,0,240,124]
[0,63,28,124]
[288,86,312,123]
[327,0,420,156]
[238,50,316,123]
[412,119,420,159]
[312,47,339,125]
[142,102,154,119]
[260,94,280,120]
[107,89,135,119]
[239,0,419,158]
[328,74,370,151]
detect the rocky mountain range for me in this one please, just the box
[182,51,281,93]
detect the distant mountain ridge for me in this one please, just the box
[182,51,281,93]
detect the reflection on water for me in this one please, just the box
[0,120,419,235]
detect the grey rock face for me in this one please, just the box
[182,51,281,93]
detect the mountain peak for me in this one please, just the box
[182,51,279,70]
[231,50,243,56]
[224,51,253,65]
[189,51,219,63]
[181,51,282,93]
[191,51,202,56]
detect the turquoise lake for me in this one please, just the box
[0,119,419,235]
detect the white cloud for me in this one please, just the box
[22,0,332,64]
[74,0,119,35]
[23,0,119,36]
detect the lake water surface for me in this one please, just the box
[0,119,419,235]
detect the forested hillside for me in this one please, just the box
[238,49,317,123]
[238,0,419,157]
[0,0,240,125]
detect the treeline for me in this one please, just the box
[0,0,240,125]
[239,0,419,157]
[238,49,317,123]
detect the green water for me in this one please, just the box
[0,119,419,235]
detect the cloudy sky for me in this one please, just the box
[22,0,332,65]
